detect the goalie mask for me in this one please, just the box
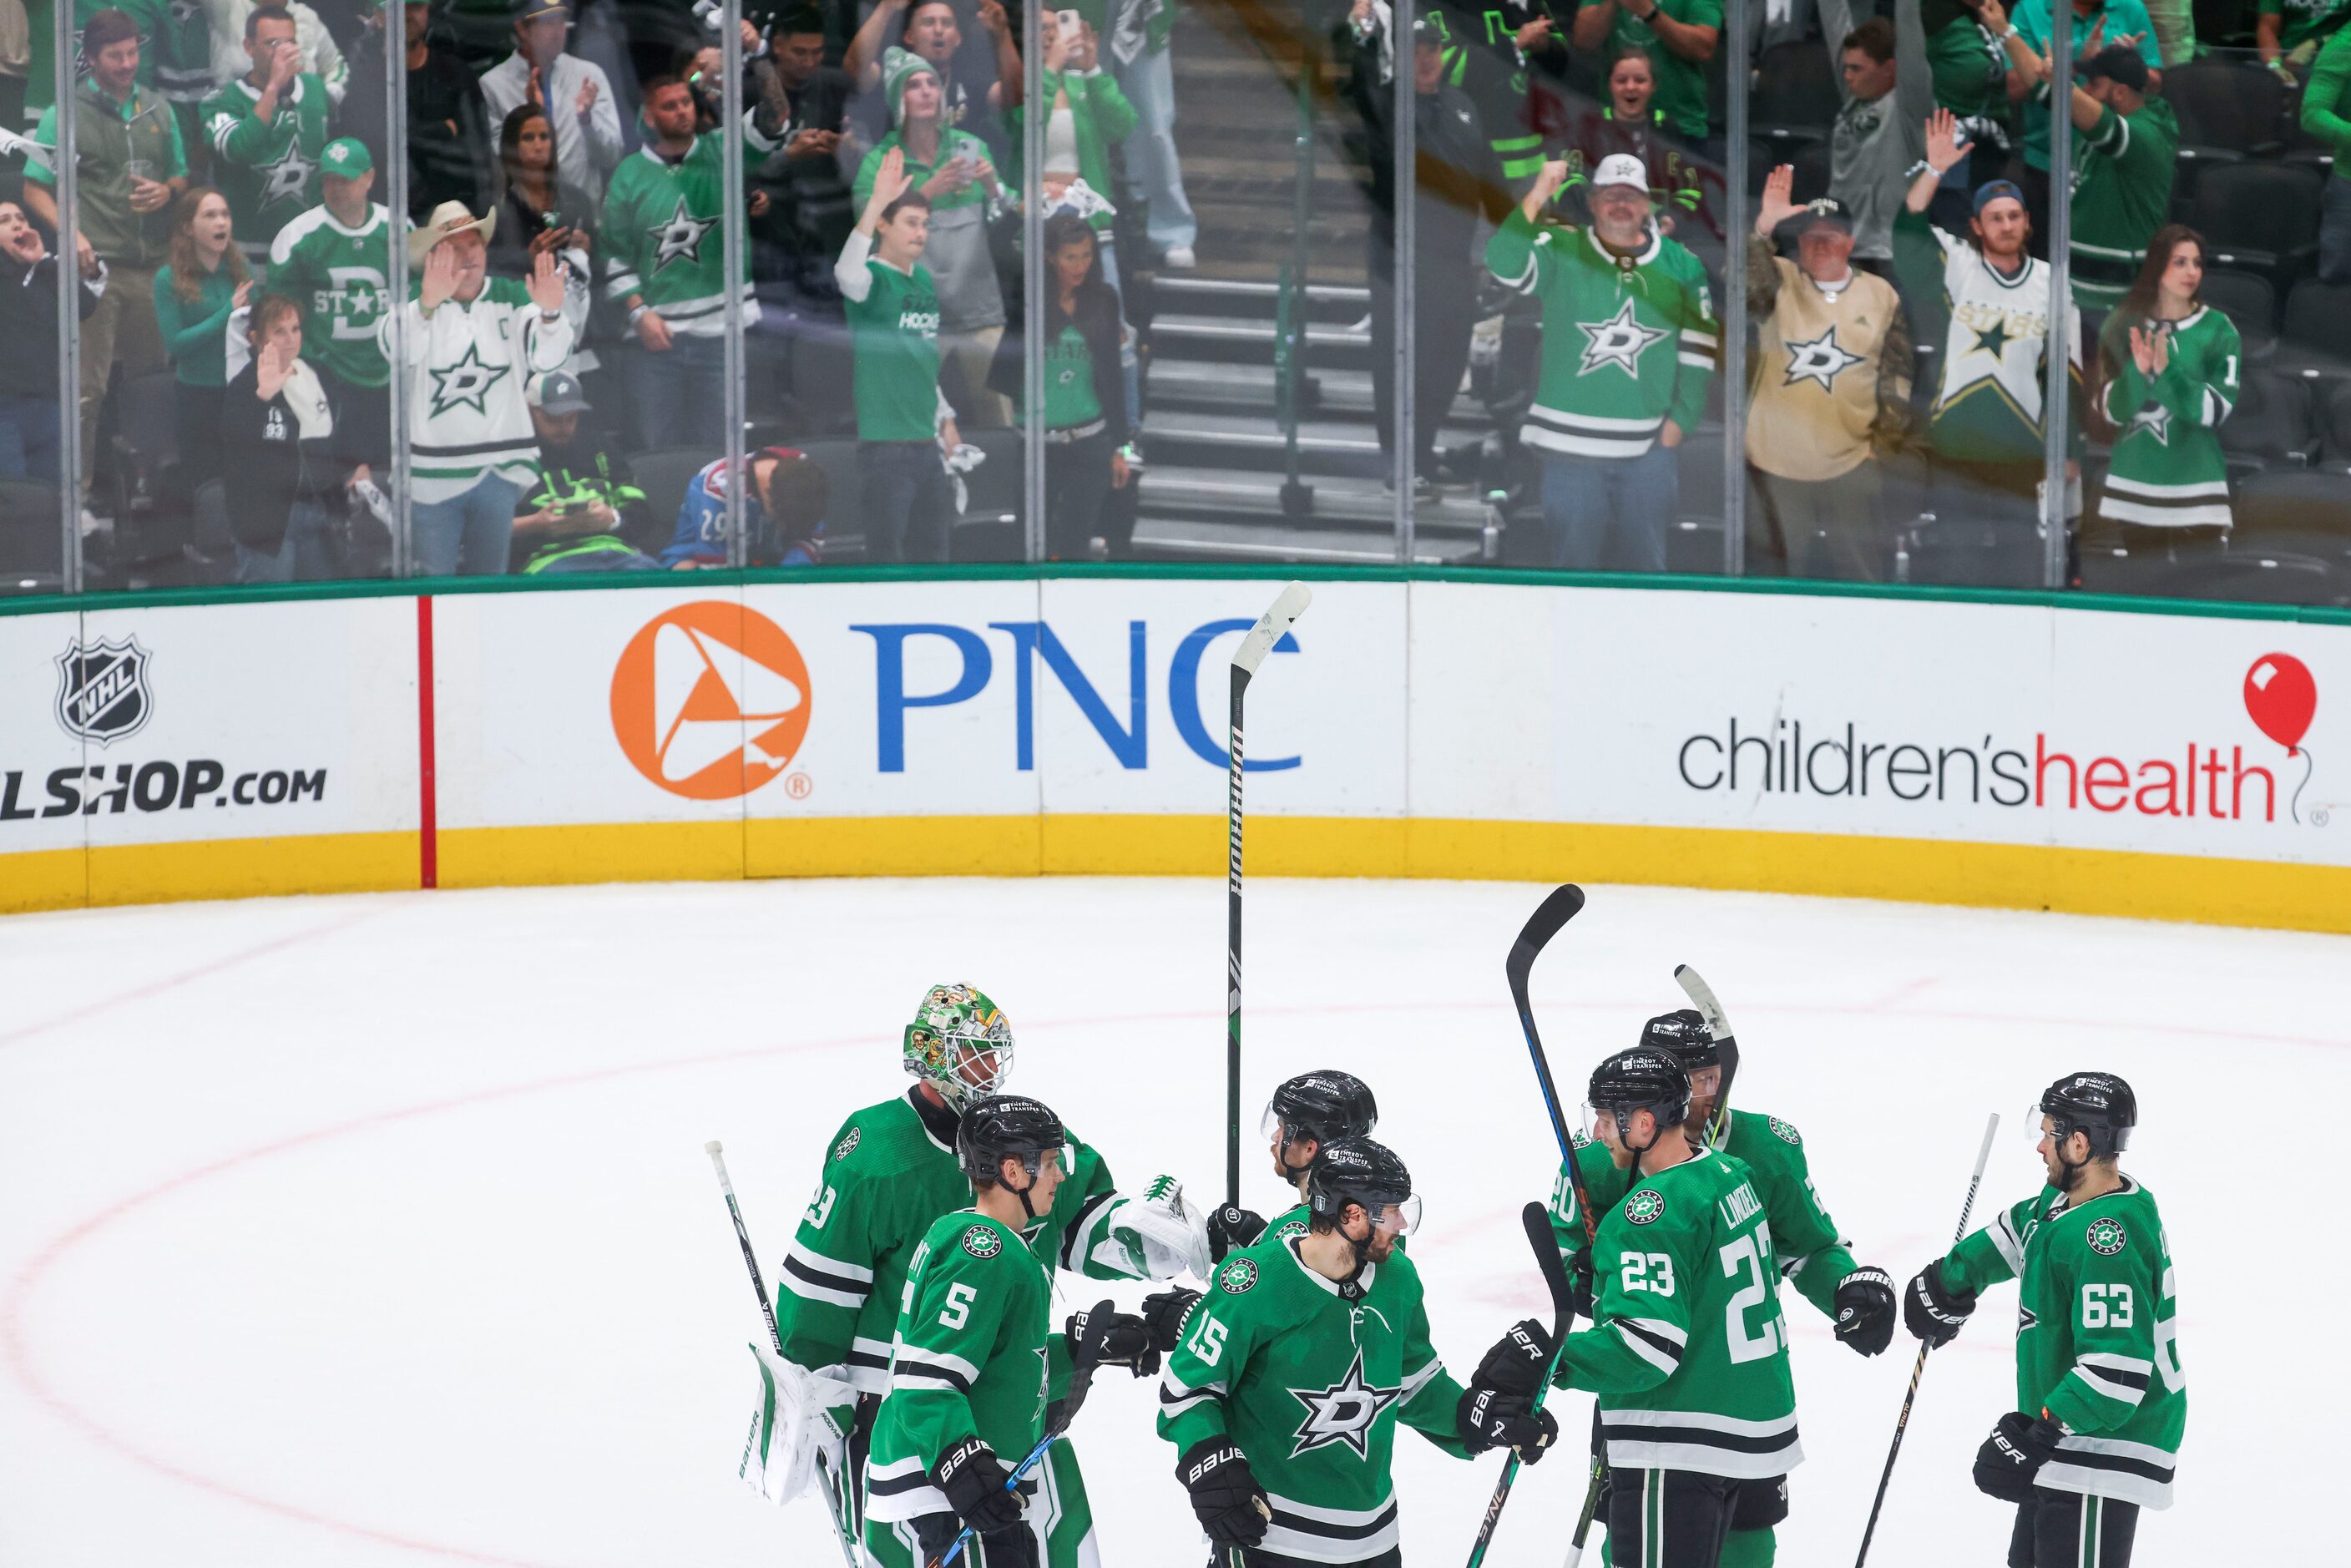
[903,983,1014,1111]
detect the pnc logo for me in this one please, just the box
[609,602,811,799]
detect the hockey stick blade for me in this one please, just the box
[1231,581,1312,679]
[1671,964,1732,1043]
[1507,884,1586,998]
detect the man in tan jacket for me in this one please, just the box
[1745,166,1915,581]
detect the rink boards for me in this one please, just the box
[3,574,2346,931]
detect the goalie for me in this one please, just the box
[740,983,1212,1565]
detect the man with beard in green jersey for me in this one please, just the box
[1157,1137,1556,1565]
[1906,1073,2184,1566]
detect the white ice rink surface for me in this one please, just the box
[2,875,2343,1567]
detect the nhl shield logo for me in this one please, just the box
[54,635,154,744]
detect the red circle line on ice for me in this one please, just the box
[6,994,2344,1563]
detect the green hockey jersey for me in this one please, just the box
[1158,1237,1469,1562]
[863,1207,1054,1524]
[1484,208,1716,460]
[1893,208,2083,467]
[1554,1109,1860,1323]
[1552,1146,1803,1479]
[268,202,394,389]
[844,250,947,444]
[201,74,330,265]
[1939,1176,2186,1509]
[2065,96,2178,311]
[601,136,756,339]
[772,1089,1159,1399]
[2096,305,2238,529]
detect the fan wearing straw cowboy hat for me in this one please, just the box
[377,200,574,577]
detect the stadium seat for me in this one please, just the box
[955,428,1027,562]
[2228,468,2351,594]
[2194,162,2323,289]
[2197,268,2277,362]
[1750,139,1833,205]
[1750,43,1839,145]
[2321,379,2351,465]
[0,478,63,590]
[2217,367,2317,473]
[2277,277,2351,380]
[2163,58,2288,159]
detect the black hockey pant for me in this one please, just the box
[2009,1489,2139,1567]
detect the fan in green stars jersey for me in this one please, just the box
[1156,1137,1556,1566]
[201,7,329,268]
[1905,1073,2184,1568]
[1531,1047,1802,1568]
[1549,1007,1893,1568]
[745,983,1212,1567]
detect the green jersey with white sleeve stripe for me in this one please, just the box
[1156,1234,1469,1562]
[1551,1146,1804,1479]
[1939,1176,2186,1508]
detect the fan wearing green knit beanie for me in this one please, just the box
[853,44,1011,426]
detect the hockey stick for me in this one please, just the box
[929,1355,1106,1568]
[1223,580,1312,1214]
[707,1140,860,1568]
[1462,1202,1585,1567]
[1852,1111,2002,1568]
[1672,964,1737,1147]
[1458,884,1586,1567]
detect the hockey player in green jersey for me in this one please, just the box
[202,7,330,268]
[862,1092,1158,1568]
[267,139,393,466]
[1905,1073,2184,1567]
[1531,1047,1802,1568]
[2092,226,2239,537]
[752,984,1209,1564]
[1487,151,1716,573]
[1157,1136,1556,1565]
[1550,1008,1893,1567]
[1201,1070,1383,1262]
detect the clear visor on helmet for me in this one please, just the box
[1582,1101,1631,1143]
[1685,1065,1722,1102]
[938,1019,1014,1105]
[1260,1101,1287,1144]
[1358,1193,1423,1237]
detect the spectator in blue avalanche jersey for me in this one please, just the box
[662,445,829,568]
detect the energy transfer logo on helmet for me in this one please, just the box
[1625,1189,1666,1226]
[903,983,1014,1110]
[609,601,811,800]
[2086,1217,2128,1257]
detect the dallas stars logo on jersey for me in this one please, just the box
[962,1223,1004,1260]
[833,1126,862,1161]
[1219,1258,1258,1294]
[648,197,717,276]
[1287,1348,1403,1459]
[428,344,508,418]
[1779,327,1863,392]
[1625,1188,1666,1225]
[259,142,318,208]
[2086,1217,2127,1257]
[1576,298,1671,377]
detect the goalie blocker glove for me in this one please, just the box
[1904,1257,1978,1348]
[1140,1287,1201,1353]
[933,1436,1024,1536]
[1456,1385,1558,1459]
[1067,1300,1159,1378]
[1972,1411,2066,1504]
[1833,1267,1898,1356]
[1176,1437,1272,1546]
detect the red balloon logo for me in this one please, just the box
[2243,654,2317,755]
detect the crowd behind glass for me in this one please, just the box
[2,0,2345,603]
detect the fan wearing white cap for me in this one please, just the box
[1488,152,1716,571]
[480,0,626,208]
[377,205,574,577]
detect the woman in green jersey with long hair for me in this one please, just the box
[2092,225,2239,552]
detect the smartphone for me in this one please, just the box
[1057,9,1081,33]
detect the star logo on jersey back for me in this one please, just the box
[427,342,508,419]
[1781,326,1864,391]
[2129,402,2174,445]
[259,140,317,208]
[1575,298,1670,378]
[649,196,717,275]
[1287,1348,1403,1460]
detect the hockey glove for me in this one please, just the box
[1565,1250,1596,1322]
[933,1436,1024,1538]
[1206,1204,1267,1262]
[1972,1411,2065,1504]
[1140,1287,1203,1353]
[1176,1437,1272,1547]
[1470,1318,1556,1400]
[1067,1299,1159,1378]
[1457,1386,1559,1461]
[1902,1257,1977,1348]
[1833,1266,1898,1357]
